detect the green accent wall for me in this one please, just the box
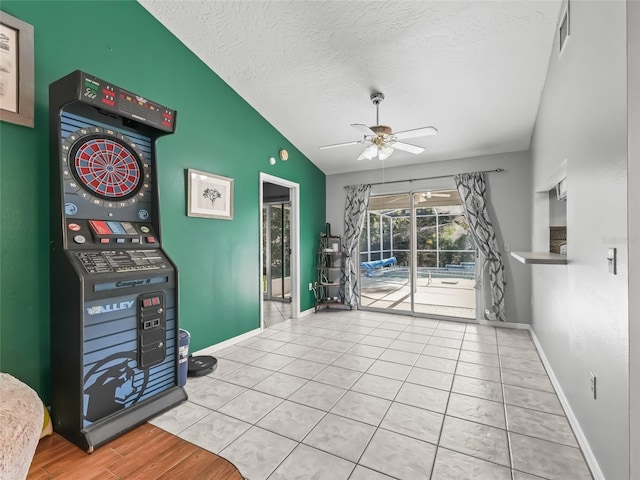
[0,1,325,401]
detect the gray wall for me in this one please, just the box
[529,2,628,479]
[326,150,532,324]
[628,2,640,478]
[549,190,567,227]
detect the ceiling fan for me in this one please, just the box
[319,92,438,161]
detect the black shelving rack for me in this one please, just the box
[314,235,350,312]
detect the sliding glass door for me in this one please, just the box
[359,189,476,319]
[263,203,291,302]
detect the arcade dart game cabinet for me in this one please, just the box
[49,71,187,451]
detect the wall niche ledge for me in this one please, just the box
[511,251,568,265]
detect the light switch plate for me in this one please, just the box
[607,247,617,275]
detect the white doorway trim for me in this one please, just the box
[259,173,300,330]
[628,1,640,477]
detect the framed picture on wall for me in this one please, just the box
[187,168,234,220]
[0,11,34,128]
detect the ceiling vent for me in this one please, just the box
[559,2,570,55]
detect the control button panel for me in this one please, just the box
[65,219,159,248]
[75,250,169,274]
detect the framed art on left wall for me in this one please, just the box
[0,11,34,128]
[187,168,234,220]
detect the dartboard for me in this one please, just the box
[72,136,140,199]
[62,127,151,208]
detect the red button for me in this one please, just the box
[100,238,110,243]
[146,236,156,243]
[89,220,112,235]
[151,297,160,306]
[143,299,152,307]
[68,223,81,232]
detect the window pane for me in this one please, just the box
[382,216,392,251]
[369,213,380,251]
[391,215,410,258]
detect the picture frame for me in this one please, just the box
[187,168,234,220]
[0,11,34,128]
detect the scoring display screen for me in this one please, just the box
[81,74,176,132]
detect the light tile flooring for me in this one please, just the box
[360,277,476,319]
[150,310,594,480]
[263,300,291,328]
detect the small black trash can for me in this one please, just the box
[178,329,190,387]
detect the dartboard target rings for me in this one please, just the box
[61,127,152,208]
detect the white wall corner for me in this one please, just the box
[527,326,605,480]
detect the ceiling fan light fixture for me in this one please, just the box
[378,145,393,161]
[358,144,378,161]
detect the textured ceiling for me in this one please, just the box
[140,1,562,175]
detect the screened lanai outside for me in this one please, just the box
[358,189,476,319]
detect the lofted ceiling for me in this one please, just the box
[140,1,562,175]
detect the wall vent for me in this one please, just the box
[559,2,570,55]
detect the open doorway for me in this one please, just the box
[259,174,300,329]
[263,201,291,303]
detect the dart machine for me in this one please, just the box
[49,71,187,451]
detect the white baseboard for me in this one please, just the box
[297,306,315,318]
[527,327,605,480]
[191,328,262,356]
[193,307,314,356]
[479,319,530,330]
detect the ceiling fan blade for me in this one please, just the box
[357,144,377,161]
[351,123,376,136]
[391,141,425,154]
[394,126,438,140]
[319,140,365,150]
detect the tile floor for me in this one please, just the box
[360,277,476,319]
[150,310,594,480]
[262,300,291,328]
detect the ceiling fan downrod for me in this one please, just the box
[371,92,385,126]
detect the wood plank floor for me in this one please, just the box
[27,423,244,480]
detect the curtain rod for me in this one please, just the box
[344,168,505,189]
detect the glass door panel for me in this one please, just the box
[359,194,412,313]
[359,189,476,319]
[264,203,291,302]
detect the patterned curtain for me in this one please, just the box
[341,184,372,308]
[454,173,506,322]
